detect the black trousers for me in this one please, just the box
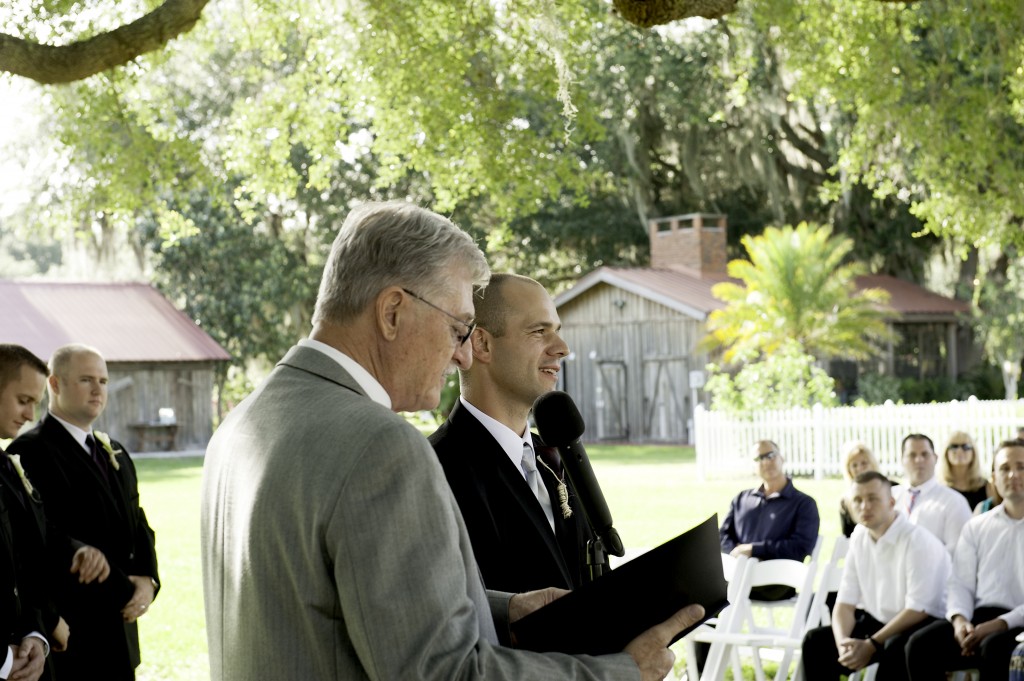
[801,610,935,681]
[905,607,1024,681]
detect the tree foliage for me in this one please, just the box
[705,222,894,364]
[757,0,1024,249]
[705,341,838,415]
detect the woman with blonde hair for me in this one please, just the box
[838,441,881,537]
[939,431,989,510]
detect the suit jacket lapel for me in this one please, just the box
[41,415,128,525]
[450,403,574,587]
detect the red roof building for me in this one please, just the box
[2,280,230,451]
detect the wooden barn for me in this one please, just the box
[554,214,970,445]
[2,280,231,452]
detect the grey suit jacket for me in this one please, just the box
[201,344,638,681]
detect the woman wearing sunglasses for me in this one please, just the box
[939,431,990,510]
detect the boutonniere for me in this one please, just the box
[535,457,573,520]
[93,431,122,471]
[7,454,36,497]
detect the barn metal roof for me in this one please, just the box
[555,267,970,321]
[1,280,231,363]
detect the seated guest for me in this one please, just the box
[894,433,972,553]
[802,472,949,681]
[720,439,820,593]
[974,456,1004,516]
[839,441,881,537]
[906,440,1024,681]
[940,431,990,510]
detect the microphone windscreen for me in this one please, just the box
[533,391,585,446]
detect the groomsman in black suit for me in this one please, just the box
[430,273,592,593]
[9,344,159,681]
[0,344,51,681]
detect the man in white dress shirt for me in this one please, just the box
[894,433,972,553]
[906,439,1024,680]
[801,471,950,681]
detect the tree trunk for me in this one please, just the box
[0,0,211,84]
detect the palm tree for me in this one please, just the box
[705,222,894,364]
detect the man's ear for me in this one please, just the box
[48,374,60,396]
[376,287,405,341]
[470,327,492,364]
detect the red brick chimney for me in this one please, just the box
[648,213,728,275]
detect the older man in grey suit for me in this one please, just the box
[201,201,701,681]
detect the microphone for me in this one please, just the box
[533,390,624,558]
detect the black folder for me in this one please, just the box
[510,514,728,656]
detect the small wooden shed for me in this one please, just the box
[554,215,970,445]
[2,280,231,452]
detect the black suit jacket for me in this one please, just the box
[9,414,159,680]
[0,457,46,656]
[429,401,592,593]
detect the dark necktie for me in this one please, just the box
[85,434,110,484]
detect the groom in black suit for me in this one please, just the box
[430,273,591,593]
[9,344,159,681]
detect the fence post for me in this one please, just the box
[813,402,825,480]
[694,404,706,482]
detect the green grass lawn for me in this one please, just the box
[134,445,850,680]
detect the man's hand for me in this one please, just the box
[70,546,110,584]
[959,618,1008,656]
[9,637,46,681]
[50,617,69,652]
[508,587,569,625]
[730,544,753,558]
[121,575,156,623]
[837,637,875,671]
[624,604,704,681]
[952,615,974,652]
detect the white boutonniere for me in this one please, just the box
[93,431,122,471]
[7,454,36,497]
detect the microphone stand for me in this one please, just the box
[585,526,623,583]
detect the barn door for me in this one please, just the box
[642,358,689,442]
[594,360,628,440]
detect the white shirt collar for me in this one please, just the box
[459,396,532,479]
[48,411,92,454]
[298,339,392,410]
[907,476,939,493]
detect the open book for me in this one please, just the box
[511,514,728,656]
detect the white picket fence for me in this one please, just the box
[693,398,1024,480]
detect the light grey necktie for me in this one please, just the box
[522,443,556,534]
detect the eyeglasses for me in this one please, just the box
[753,450,779,462]
[402,288,476,346]
[948,443,973,452]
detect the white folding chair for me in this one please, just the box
[683,553,753,681]
[789,535,849,681]
[691,554,820,681]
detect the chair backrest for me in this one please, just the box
[805,535,850,630]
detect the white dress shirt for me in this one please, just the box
[946,504,1024,629]
[459,397,556,532]
[893,476,972,553]
[49,411,93,455]
[298,339,392,409]
[838,512,950,623]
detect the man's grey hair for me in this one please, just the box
[49,343,104,380]
[313,201,490,325]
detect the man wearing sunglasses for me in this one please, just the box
[719,440,820,569]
